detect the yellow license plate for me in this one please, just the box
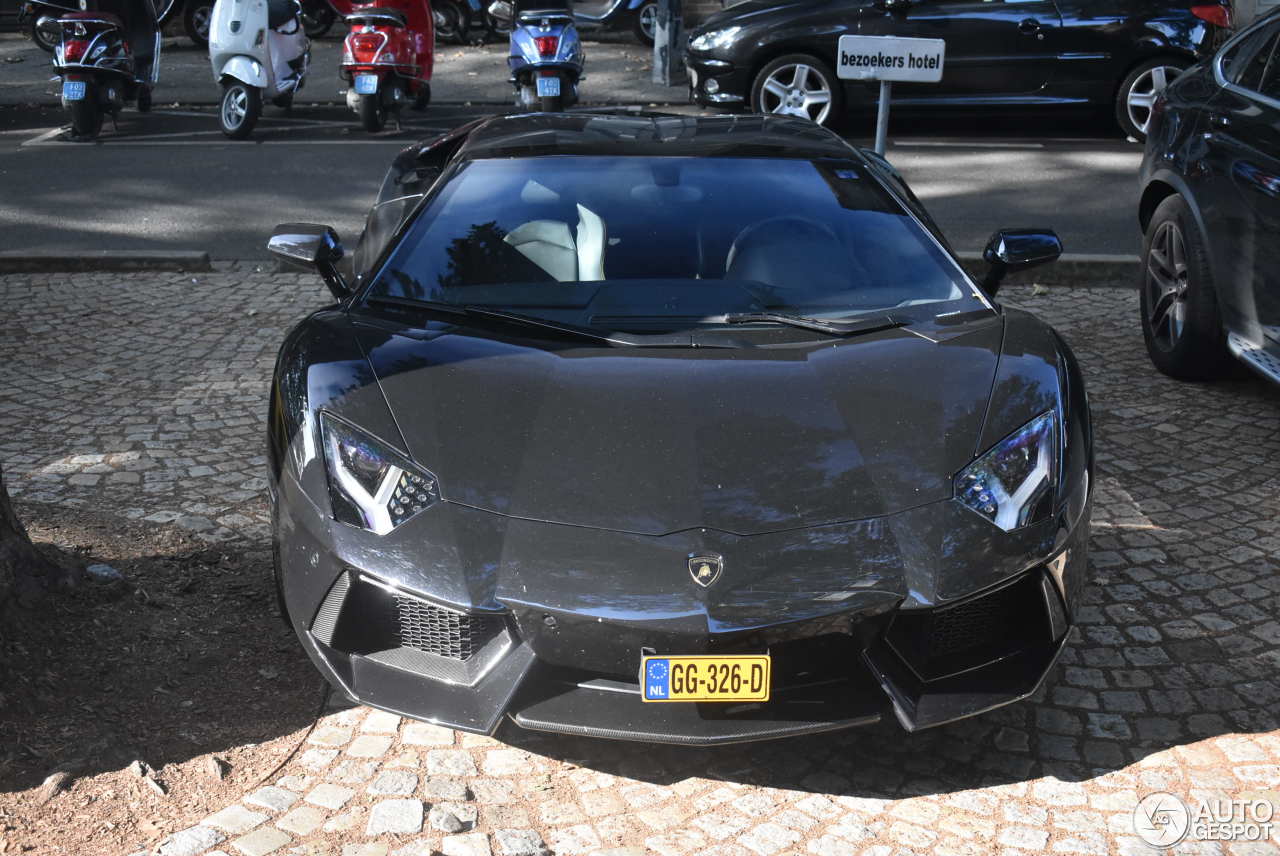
[641,655,771,702]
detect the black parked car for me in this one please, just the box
[265,113,1092,744]
[1138,8,1280,382]
[687,0,1235,139]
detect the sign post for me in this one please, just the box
[837,35,946,155]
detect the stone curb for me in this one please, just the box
[0,250,213,273]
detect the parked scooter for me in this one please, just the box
[488,0,582,112]
[47,0,160,140]
[573,0,655,46]
[339,0,433,132]
[209,0,310,138]
[20,0,79,51]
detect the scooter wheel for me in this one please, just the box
[358,93,385,132]
[68,94,103,140]
[136,86,152,113]
[220,82,262,139]
[539,93,563,112]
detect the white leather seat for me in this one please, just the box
[503,204,607,282]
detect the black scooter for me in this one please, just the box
[47,0,160,140]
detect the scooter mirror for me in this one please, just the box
[487,0,513,25]
[268,223,350,300]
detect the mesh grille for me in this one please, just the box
[394,595,505,661]
[927,583,1024,656]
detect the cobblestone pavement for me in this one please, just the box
[3,267,1280,856]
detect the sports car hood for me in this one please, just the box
[356,315,1004,537]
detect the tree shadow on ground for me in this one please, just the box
[0,501,322,794]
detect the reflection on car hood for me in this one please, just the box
[357,316,1004,536]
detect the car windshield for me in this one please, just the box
[364,156,980,330]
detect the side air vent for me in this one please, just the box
[393,593,506,661]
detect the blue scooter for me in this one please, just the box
[489,0,582,111]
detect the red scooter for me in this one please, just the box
[338,0,433,132]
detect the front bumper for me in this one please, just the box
[686,53,748,107]
[277,471,1089,745]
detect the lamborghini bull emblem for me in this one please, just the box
[688,554,723,588]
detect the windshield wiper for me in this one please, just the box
[365,297,691,347]
[722,312,908,337]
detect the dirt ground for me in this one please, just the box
[0,501,324,856]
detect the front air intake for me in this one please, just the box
[393,593,505,661]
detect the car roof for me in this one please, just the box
[452,112,863,161]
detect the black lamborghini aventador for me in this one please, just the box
[267,112,1093,745]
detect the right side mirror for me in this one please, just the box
[980,228,1062,298]
[486,0,513,25]
[268,223,349,300]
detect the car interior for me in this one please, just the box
[369,156,971,324]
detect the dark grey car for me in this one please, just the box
[266,113,1093,745]
[1138,9,1280,383]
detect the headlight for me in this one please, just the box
[689,25,741,52]
[956,411,1057,532]
[320,413,440,535]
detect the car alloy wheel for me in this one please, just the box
[757,61,833,124]
[1121,62,1183,139]
[1144,219,1188,352]
[433,0,465,42]
[635,2,657,45]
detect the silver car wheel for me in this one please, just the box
[638,3,657,41]
[192,4,211,40]
[1126,64,1180,137]
[1145,219,1189,351]
[758,63,832,124]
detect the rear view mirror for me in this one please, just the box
[980,228,1062,297]
[268,223,349,300]
[487,0,513,25]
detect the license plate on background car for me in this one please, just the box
[62,80,86,101]
[535,75,561,98]
[354,74,379,95]
[642,655,771,702]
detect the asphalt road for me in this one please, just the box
[0,31,1145,260]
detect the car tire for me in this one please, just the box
[1139,194,1232,380]
[1116,57,1187,141]
[633,1,657,46]
[358,92,386,132]
[68,91,103,140]
[302,3,335,38]
[751,53,842,126]
[220,81,261,139]
[184,0,213,46]
[433,0,469,44]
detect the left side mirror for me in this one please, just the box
[268,223,350,300]
[980,228,1062,297]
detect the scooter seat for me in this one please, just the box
[59,10,123,27]
[345,5,405,25]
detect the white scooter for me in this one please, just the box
[209,0,310,139]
